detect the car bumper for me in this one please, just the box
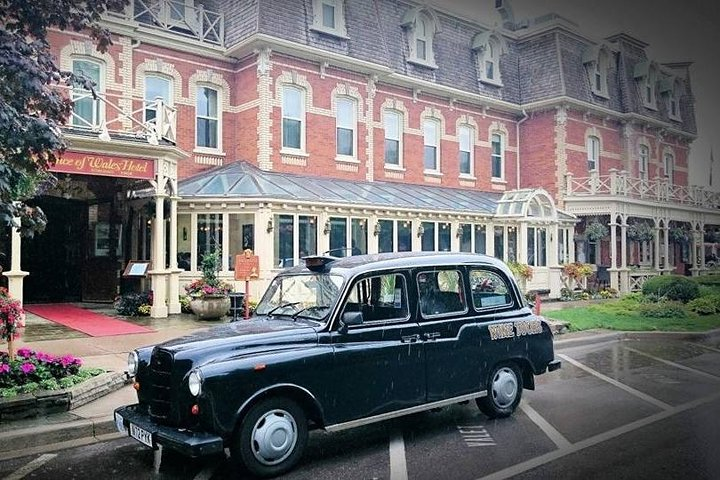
[547,359,562,372]
[114,405,224,458]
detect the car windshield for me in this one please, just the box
[255,273,344,322]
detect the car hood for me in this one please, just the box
[156,316,320,361]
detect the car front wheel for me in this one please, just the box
[232,397,308,478]
[476,362,523,418]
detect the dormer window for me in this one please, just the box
[402,7,440,68]
[582,45,610,98]
[634,61,658,110]
[311,0,348,38]
[660,76,682,121]
[472,31,505,86]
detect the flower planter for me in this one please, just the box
[190,296,231,320]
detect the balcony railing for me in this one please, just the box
[107,0,224,46]
[565,169,720,210]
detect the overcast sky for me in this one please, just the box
[437,0,719,190]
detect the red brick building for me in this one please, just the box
[3,0,718,316]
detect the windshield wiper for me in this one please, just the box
[265,302,302,316]
[291,305,331,322]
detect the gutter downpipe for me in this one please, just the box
[516,109,529,189]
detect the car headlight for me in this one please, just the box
[188,370,203,397]
[127,351,139,377]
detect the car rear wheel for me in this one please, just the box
[232,397,308,478]
[476,362,523,418]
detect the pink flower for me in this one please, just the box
[0,363,10,374]
[17,347,34,358]
[20,362,36,374]
[60,355,81,368]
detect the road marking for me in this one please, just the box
[687,341,720,354]
[625,346,720,382]
[389,431,408,480]
[519,401,571,449]
[457,425,496,447]
[3,453,57,480]
[558,353,672,410]
[477,391,720,480]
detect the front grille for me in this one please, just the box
[148,349,173,421]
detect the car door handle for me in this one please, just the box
[401,334,421,344]
[423,332,441,340]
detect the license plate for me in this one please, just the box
[129,422,154,448]
[114,412,128,435]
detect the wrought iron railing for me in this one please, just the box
[565,169,720,210]
[106,0,224,46]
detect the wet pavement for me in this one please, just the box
[2,329,719,479]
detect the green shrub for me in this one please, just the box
[114,291,153,316]
[638,300,687,318]
[687,296,720,315]
[642,275,700,303]
[693,275,720,286]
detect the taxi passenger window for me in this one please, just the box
[417,270,467,317]
[469,269,512,310]
[342,273,409,323]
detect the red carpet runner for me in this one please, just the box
[24,304,154,337]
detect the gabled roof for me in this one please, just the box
[179,161,501,215]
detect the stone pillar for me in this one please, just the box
[2,219,28,326]
[149,194,168,318]
[255,208,274,275]
[167,196,182,315]
[654,222,661,272]
[662,224,670,272]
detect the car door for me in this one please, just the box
[417,267,484,402]
[327,271,425,424]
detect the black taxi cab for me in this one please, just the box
[114,252,560,477]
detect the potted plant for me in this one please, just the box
[627,221,654,242]
[0,287,23,360]
[185,250,234,320]
[507,261,533,292]
[561,262,594,291]
[669,226,690,245]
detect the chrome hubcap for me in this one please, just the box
[491,367,518,408]
[251,409,298,466]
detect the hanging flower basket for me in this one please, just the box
[669,227,690,245]
[627,222,654,242]
[585,221,609,242]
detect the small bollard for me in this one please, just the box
[534,292,541,315]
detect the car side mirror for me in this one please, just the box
[338,311,364,334]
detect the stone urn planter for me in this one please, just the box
[190,296,231,320]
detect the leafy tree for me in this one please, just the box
[0,0,127,236]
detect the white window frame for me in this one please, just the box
[384,110,403,168]
[311,0,348,38]
[587,135,600,172]
[423,119,440,173]
[458,125,474,177]
[491,132,504,180]
[71,58,104,129]
[144,74,173,124]
[589,50,609,98]
[335,96,357,161]
[405,11,438,68]
[668,81,681,121]
[642,68,658,110]
[195,85,221,152]
[664,151,674,185]
[281,85,306,153]
[479,37,502,86]
[639,144,649,181]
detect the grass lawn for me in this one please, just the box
[545,305,720,332]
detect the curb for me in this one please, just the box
[553,327,720,350]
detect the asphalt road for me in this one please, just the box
[1,335,719,480]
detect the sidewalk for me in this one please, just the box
[0,306,212,460]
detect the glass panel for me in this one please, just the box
[424,146,437,170]
[418,270,466,317]
[508,227,517,262]
[527,227,536,266]
[72,60,101,127]
[274,214,294,268]
[459,151,471,175]
[474,224,486,254]
[351,218,367,255]
[485,60,494,79]
[385,139,399,165]
[421,221,435,251]
[177,214,191,270]
[197,118,218,148]
[337,128,353,156]
[417,39,426,60]
[438,222,451,252]
[283,119,301,149]
[322,2,335,29]
[197,213,223,265]
[384,112,399,139]
[283,86,302,119]
[538,228,547,267]
[398,221,411,252]
[337,98,353,128]
[470,270,511,310]
[494,226,504,259]
[229,214,254,271]
[299,215,317,258]
[378,219,394,253]
[197,87,217,117]
[491,134,502,178]
[329,217,347,257]
[460,223,472,252]
[145,76,170,122]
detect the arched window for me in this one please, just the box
[423,119,440,172]
[458,125,474,176]
[491,133,504,179]
[282,85,305,151]
[583,45,610,98]
[384,110,403,167]
[402,7,439,67]
[473,32,505,86]
[71,58,103,129]
[335,96,356,158]
[311,0,347,37]
[664,151,674,185]
[196,85,219,149]
[638,144,649,181]
[587,135,600,171]
[144,75,172,124]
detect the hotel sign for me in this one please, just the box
[50,152,155,180]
